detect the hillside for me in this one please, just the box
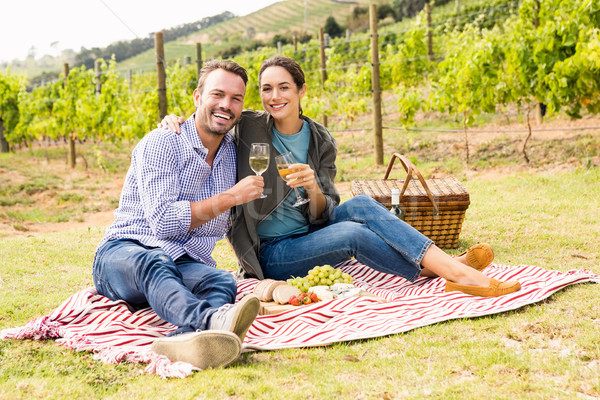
[119,0,374,67]
[186,0,367,43]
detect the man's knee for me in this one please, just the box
[216,270,237,296]
[194,267,237,297]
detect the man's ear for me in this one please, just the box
[193,88,201,108]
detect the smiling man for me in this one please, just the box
[92,61,263,370]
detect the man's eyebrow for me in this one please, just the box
[209,88,243,97]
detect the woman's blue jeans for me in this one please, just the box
[260,195,433,281]
[92,239,237,333]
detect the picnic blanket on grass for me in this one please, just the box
[2,260,599,378]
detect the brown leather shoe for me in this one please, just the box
[459,243,494,271]
[445,278,521,297]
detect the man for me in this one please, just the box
[92,60,264,370]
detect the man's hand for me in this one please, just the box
[189,176,264,231]
[226,175,265,205]
[157,114,185,133]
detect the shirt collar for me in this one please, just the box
[183,114,234,154]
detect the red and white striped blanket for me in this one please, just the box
[2,260,598,378]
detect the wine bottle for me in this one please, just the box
[390,188,405,221]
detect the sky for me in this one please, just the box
[0,0,281,63]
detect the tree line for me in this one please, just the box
[26,12,235,88]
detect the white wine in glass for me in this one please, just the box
[275,151,309,207]
[249,143,270,198]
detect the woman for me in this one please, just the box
[162,55,520,297]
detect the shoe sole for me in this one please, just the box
[228,294,260,342]
[150,330,241,370]
[461,243,494,271]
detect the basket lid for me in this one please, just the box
[351,178,470,204]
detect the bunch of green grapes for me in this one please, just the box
[287,265,353,291]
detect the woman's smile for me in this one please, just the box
[269,103,286,111]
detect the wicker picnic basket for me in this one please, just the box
[350,153,470,248]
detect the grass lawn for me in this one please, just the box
[1,120,599,398]
[1,166,599,399]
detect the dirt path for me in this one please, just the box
[0,210,115,237]
[1,114,598,239]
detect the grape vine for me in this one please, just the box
[0,0,598,166]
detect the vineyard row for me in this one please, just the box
[0,0,598,165]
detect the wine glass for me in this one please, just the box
[275,151,310,207]
[249,143,270,199]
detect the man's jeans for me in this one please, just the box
[93,239,237,333]
[260,195,433,281]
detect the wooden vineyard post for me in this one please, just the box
[0,118,9,153]
[155,31,168,120]
[426,1,434,61]
[532,0,543,125]
[196,43,203,82]
[369,4,384,166]
[346,29,351,53]
[319,27,328,127]
[318,28,327,87]
[64,63,76,169]
[184,56,191,90]
[95,59,102,95]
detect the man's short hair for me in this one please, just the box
[196,60,248,93]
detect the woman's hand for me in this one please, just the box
[157,114,185,134]
[285,163,318,193]
[285,163,326,218]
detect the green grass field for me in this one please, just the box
[0,121,599,398]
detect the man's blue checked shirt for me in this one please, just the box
[99,115,237,267]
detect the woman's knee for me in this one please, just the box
[348,195,382,208]
[335,195,384,219]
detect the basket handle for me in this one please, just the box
[384,153,440,215]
